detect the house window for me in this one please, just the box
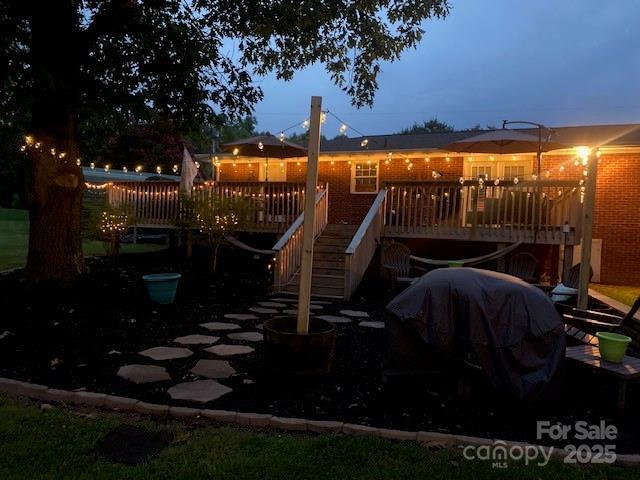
[351,161,379,193]
[471,165,493,179]
[504,165,525,179]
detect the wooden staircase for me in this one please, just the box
[280,224,358,299]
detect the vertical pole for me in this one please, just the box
[297,96,322,334]
[577,151,598,309]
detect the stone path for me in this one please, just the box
[227,332,264,342]
[174,334,219,345]
[199,322,241,331]
[205,344,254,356]
[224,313,259,321]
[191,359,236,379]
[167,380,232,403]
[249,307,279,314]
[139,346,193,361]
[340,310,370,318]
[117,364,171,384]
[316,315,352,324]
[119,295,378,406]
[359,321,385,329]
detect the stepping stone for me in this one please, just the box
[270,298,297,303]
[199,322,241,331]
[139,346,193,361]
[359,321,385,329]
[340,310,370,318]
[174,334,219,345]
[249,307,279,314]
[316,315,352,324]
[117,364,171,384]
[191,359,236,379]
[205,344,254,356]
[167,380,232,403]
[224,313,259,321]
[227,332,264,342]
[283,309,298,315]
[258,301,288,308]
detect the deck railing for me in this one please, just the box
[272,185,329,292]
[344,188,387,300]
[107,181,310,231]
[383,180,583,244]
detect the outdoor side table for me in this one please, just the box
[565,345,640,413]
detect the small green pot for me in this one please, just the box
[142,273,181,304]
[596,332,632,363]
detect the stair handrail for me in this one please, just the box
[272,185,329,291]
[344,188,387,299]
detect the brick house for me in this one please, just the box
[210,123,640,294]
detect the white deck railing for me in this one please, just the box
[383,180,583,244]
[272,185,329,292]
[106,181,309,231]
[343,188,387,300]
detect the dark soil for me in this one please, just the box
[1,247,639,453]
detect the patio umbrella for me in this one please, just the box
[442,129,566,155]
[221,134,307,181]
[443,128,567,179]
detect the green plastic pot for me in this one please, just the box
[596,332,631,363]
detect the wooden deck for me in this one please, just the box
[383,180,583,245]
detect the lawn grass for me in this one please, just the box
[0,396,637,479]
[0,207,165,271]
[591,284,640,307]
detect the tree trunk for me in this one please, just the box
[24,0,84,286]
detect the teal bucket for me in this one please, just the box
[142,273,182,304]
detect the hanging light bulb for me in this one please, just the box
[424,157,430,163]
[278,132,285,142]
[122,166,128,173]
[76,158,81,166]
[104,164,110,172]
[559,165,565,172]
[258,141,264,151]
[172,164,179,173]
[135,165,143,173]
[320,112,327,124]
[459,177,465,185]
[360,138,369,148]
[302,119,309,130]
[494,178,500,186]
[339,123,347,135]
[24,135,34,145]
[513,177,519,185]
[156,165,162,175]
[90,162,95,170]
[232,147,239,156]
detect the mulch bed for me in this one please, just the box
[1,247,640,452]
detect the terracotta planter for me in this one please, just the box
[263,317,336,375]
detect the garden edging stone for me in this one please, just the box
[0,375,637,467]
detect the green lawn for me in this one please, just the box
[591,284,640,307]
[0,397,636,479]
[0,208,164,270]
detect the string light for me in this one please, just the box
[172,164,179,173]
[100,211,128,235]
[339,124,347,134]
[156,166,162,175]
[135,165,143,173]
[302,119,309,130]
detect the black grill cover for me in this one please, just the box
[385,268,565,400]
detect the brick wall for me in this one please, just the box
[542,153,640,285]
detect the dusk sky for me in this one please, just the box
[252,0,640,137]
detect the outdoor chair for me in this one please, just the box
[381,242,426,288]
[506,252,538,283]
[563,295,640,347]
[564,263,593,289]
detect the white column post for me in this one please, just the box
[297,96,322,334]
[577,150,599,309]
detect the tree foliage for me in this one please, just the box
[397,117,454,134]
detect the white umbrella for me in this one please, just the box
[180,146,198,194]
